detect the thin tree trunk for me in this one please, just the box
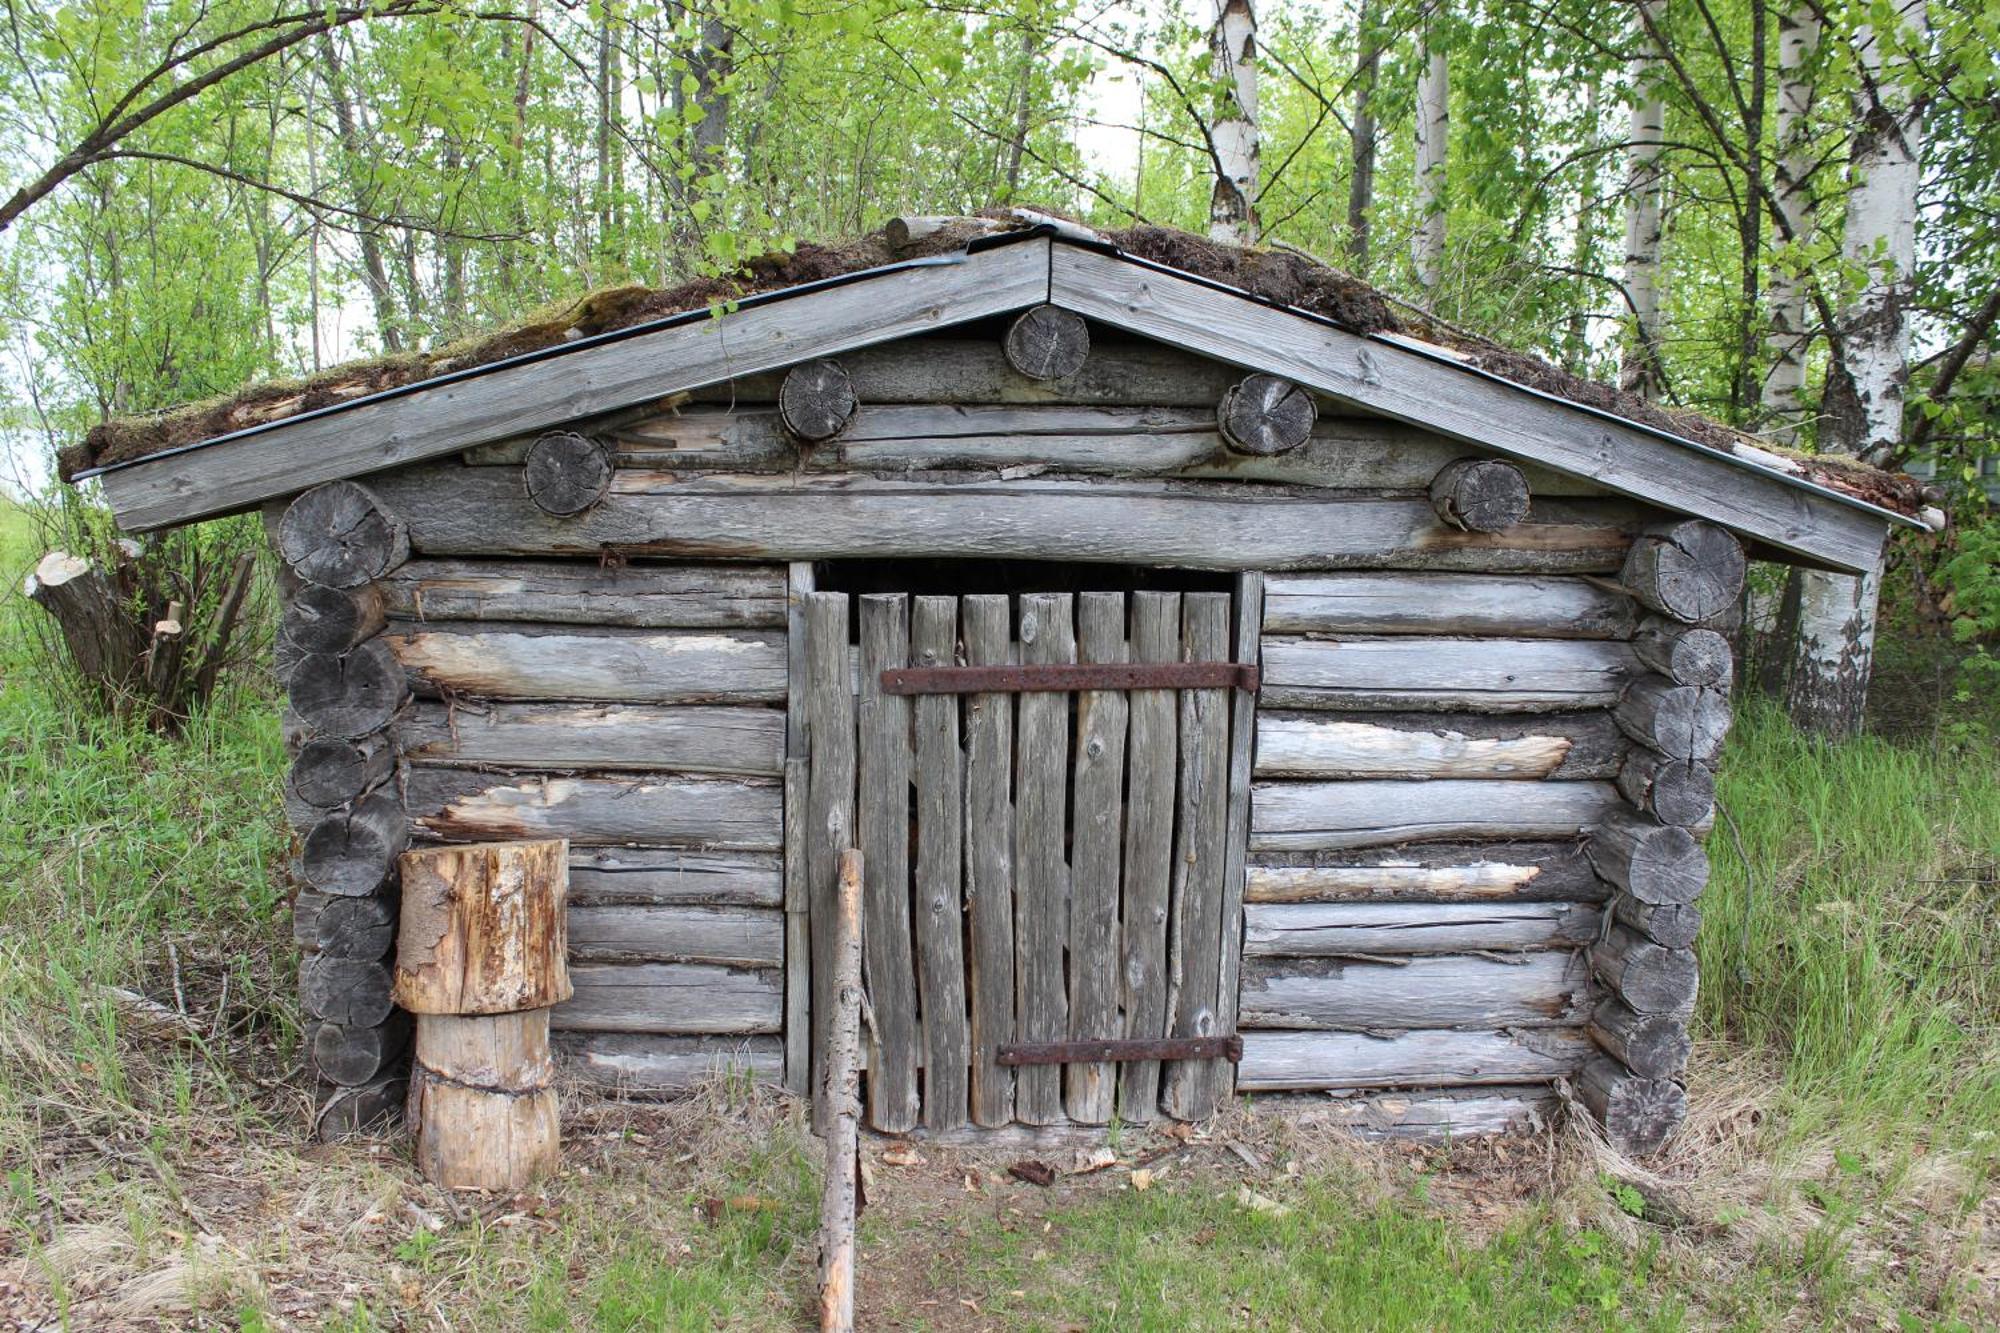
[1619,0,1667,398]
[1207,0,1259,244]
[1002,26,1036,203]
[1412,19,1448,294]
[1345,0,1380,273]
[1762,1,1820,440]
[1731,0,1769,421]
[1564,80,1602,370]
[318,32,404,354]
[691,10,732,179]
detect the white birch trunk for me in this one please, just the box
[1412,30,1449,294]
[1619,0,1667,398]
[1762,3,1820,440]
[1207,0,1260,244]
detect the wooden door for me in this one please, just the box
[798,581,1260,1132]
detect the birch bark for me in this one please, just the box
[1412,24,1448,294]
[1619,0,1667,398]
[1762,2,1820,440]
[1207,0,1259,244]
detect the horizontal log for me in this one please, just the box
[278,481,408,588]
[552,1032,784,1092]
[398,702,785,777]
[1238,953,1594,1030]
[311,1013,412,1086]
[1284,1085,1558,1138]
[300,955,394,1027]
[292,888,330,947]
[1587,998,1691,1078]
[1577,1055,1687,1156]
[1588,811,1709,905]
[367,466,1643,573]
[567,848,783,907]
[1254,711,1626,781]
[1250,779,1621,850]
[1631,617,1732,687]
[1245,842,1609,904]
[403,769,783,850]
[301,789,409,896]
[282,583,387,655]
[1258,637,1639,712]
[1590,924,1698,1013]
[380,558,787,628]
[1262,572,1636,638]
[1235,1027,1593,1091]
[1429,457,1531,533]
[385,623,787,704]
[1614,676,1732,762]
[567,905,784,967]
[551,962,783,1035]
[1243,901,1602,956]
[1616,751,1716,827]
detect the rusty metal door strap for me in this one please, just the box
[879,662,1258,695]
[994,1035,1244,1066]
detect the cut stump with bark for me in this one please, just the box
[394,840,573,1015]
[409,1009,560,1191]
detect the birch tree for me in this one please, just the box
[1207,0,1259,244]
[1345,0,1380,273]
[1619,0,1667,398]
[1412,13,1448,294]
[1762,1,1820,440]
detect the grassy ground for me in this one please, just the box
[0,507,1994,1329]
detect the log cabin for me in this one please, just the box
[61,214,1928,1156]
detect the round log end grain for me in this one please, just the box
[282,582,387,656]
[524,431,615,516]
[290,733,396,809]
[1577,1056,1687,1156]
[1617,752,1717,828]
[1588,813,1708,905]
[1588,999,1693,1079]
[301,955,395,1027]
[1620,521,1746,623]
[287,639,408,738]
[301,789,410,897]
[314,1075,408,1140]
[311,1011,412,1085]
[1428,457,1532,532]
[778,359,859,442]
[1634,617,1732,687]
[1003,305,1091,381]
[1218,374,1317,456]
[277,481,409,588]
[316,892,401,959]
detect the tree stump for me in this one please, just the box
[408,1010,561,1191]
[1217,374,1316,455]
[394,840,572,1014]
[1002,306,1091,381]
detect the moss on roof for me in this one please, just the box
[61,211,1929,517]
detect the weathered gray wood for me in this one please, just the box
[1262,571,1637,639]
[1218,374,1316,456]
[1588,811,1709,905]
[290,732,397,808]
[287,640,409,738]
[910,596,969,1130]
[552,1032,784,1092]
[1235,1027,1593,1091]
[779,359,858,442]
[283,582,387,655]
[1245,841,1609,904]
[1250,779,1621,851]
[1066,592,1129,1124]
[552,962,783,1034]
[301,955,395,1027]
[301,789,409,896]
[1621,521,1748,621]
[566,904,783,966]
[293,887,330,947]
[385,623,787,704]
[277,481,409,588]
[524,431,615,515]
[1239,952,1595,1030]
[403,769,782,849]
[1214,572,1262,1104]
[380,558,787,628]
[1610,894,1703,948]
[1429,457,1531,532]
[1255,711,1627,781]
[1615,676,1732,762]
[1590,923,1698,1013]
[1013,592,1074,1125]
[1577,1055,1687,1155]
[962,594,1016,1128]
[1587,998,1692,1078]
[1243,901,1602,956]
[367,465,1643,573]
[102,239,1053,530]
[856,594,919,1132]
[1162,592,1232,1120]
[1049,244,1895,574]
[783,561,814,1095]
[1616,750,1717,827]
[397,701,785,776]
[316,893,399,959]
[1286,1085,1557,1138]
[312,1013,411,1086]
[314,1076,408,1139]
[1631,617,1732,686]
[1117,591,1180,1123]
[568,848,782,906]
[1004,306,1091,381]
[1259,636,1638,712]
[803,593,856,1124]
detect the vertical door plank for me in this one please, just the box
[1161,592,1232,1120]
[911,596,969,1129]
[857,594,920,1131]
[962,595,1017,1127]
[781,561,815,1096]
[803,592,854,1127]
[1212,573,1263,1103]
[1013,591,1075,1125]
[1118,591,1180,1121]
[1066,592,1129,1124]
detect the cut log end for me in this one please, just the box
[1428,457,1532,533]
[524,431,615,516]
[1218,374,1316,456]
[1588,812,1708,905]
[1633,617,1732,687]
[291,733,397,809]
[278,481,409,588]
[315,1076,408,1140]
[779,360,860,443]
[301,789,410,897]
[1588,998,1692,1079]
[1577,1056,1687,1156]
[1002,305,1091,381]
[311,1012,412,1085]
[286,639,409,739]
[1616,752,1716,828]
[282,582,387,656]
[1620,521,1746,623]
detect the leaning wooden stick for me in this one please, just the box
[818,848,865,1333]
